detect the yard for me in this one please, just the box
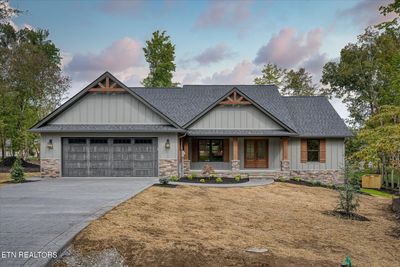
[57,183,399,267]
[0,172,40,185]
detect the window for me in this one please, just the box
[113,138,131,144]
[68,138,86,144]
[90,138,108,144]
[307,139,320,162]
[198,139,223,162]
[135,139,152,144]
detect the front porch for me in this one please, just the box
[181,136,290,178]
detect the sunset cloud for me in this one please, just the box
[254,27,324,68]
[202,60,255,84]
[194,44,235,65]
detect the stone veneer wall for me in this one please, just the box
[289,170,344,185]
[159,159,178,177]
[41,159,60,178]
[183,160,191,176]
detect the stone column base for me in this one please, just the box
[159,159,178,177]
[41,159,60,178]
[183,160,191,176]
[231,160,240,174]
[281,160,290,171]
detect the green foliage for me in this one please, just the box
[291,177,301,182]
[0,9,69,158]
[336,183,360,216]
[187,174,193,180]
[169,175,178,182]
[199,178,205,183]
[360,188,394,198]
[352,106,400,172]
[142,30,177,87]
[377,0,400,31]
[215,177,223,183]
[254,65,317,96]
[234,175,241,182]
[254,63,285,87]
[282,68,316,96]
[191,172,197,178]
[159,177,170,185]
[279,176,286,182]
[10,157,24,182]
[321,28,400,125]
[0,1,23,22]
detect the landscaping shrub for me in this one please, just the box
[187,174,193,180]
[10,157,25,183]
[279,176,285,182]
[336,183,360,216]
[170,175,178,182]
[215,177,223,183]
[199,178,205,183]
[292,177,301,182]
[159,177,170,185]
[191,171,197,178]
[234,175,241,182]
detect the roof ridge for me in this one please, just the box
[283,95,327,98]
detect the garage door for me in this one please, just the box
[62,137,158,177]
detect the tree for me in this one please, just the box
[377,0,400,31]
[352,105,400,173]
[254,63,285,87]
[254,64,317,96]
[10,157,24,183]
[142,30,177,87]
[321,28,400,125]
[0,10,69,158]
[282,68,317,96]
[0,0,22,23]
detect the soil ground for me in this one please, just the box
[57,183,399,267]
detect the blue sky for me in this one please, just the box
[10,0,395,119]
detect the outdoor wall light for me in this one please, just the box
[165,139,170,149]
[47,139,53,149]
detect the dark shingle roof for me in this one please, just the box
[284,96,352,137]
[130,85,296,131]
[33,124,184,133]
[130,86,351,138]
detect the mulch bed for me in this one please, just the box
[178,177,249,184]
[0,156,40,173]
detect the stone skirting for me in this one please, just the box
[280,160,290,171]
[41,159,60,178]
[231,160,240,173]
[289,170,344,184]
[159,159,178,177]
[183,160,191,176]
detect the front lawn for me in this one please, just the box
[0,172,40,185]
[57,183,399,267]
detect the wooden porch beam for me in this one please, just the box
[282,137,288,161]
[233,137,238,160]
[183,138,189,160]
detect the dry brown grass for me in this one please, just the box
[0,172,40,185]
[65,183,399,267]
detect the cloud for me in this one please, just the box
[64,37,144,81]
[254,27,324,68]
[338,0,397,28]
[194,0,252,29]
[301,53,329,83]
[202,60,255,84]
[194,44,234,65]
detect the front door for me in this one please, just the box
[244,139,268,168]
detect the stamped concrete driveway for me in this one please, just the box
[0,177,156,267]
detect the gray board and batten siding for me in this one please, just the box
[50,93,168,125]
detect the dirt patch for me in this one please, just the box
[57,183,399,267]
[0,172,40,185]
[322,210,370,221]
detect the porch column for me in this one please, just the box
[281,137,290,171]
[183,138,190,176]
[231,137,240,174]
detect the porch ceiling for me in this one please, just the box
[186,129,298,137]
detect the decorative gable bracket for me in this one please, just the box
[219,90,251,105]
[88,76,126,93]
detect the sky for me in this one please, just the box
[9,0,396,120]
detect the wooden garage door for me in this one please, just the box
[62,137,158,177]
